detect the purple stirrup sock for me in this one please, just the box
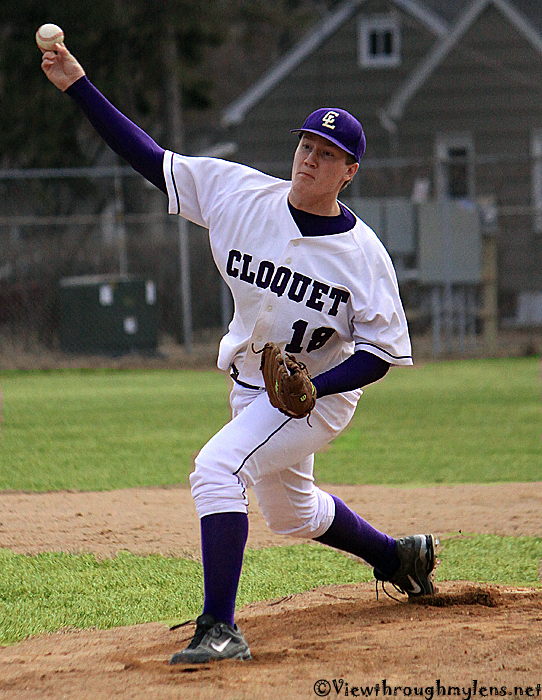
[200,512,249,627]
[315,495,399,577]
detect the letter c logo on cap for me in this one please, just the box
[321,111,340,130]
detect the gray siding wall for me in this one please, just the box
[228,0,440,176]
[393,5,542,291]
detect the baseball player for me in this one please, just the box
[41,42,436,665]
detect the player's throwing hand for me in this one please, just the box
[40,42,85,93]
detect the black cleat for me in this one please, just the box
[169,613,252,664]
[374,534,437,598]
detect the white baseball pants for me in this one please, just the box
[189,381,361,539]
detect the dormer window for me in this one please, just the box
[359,14,401,68]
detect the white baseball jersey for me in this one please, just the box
[163,152,412,387]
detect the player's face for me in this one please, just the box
[290,133,358,214]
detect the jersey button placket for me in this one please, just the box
[245,237,301,380]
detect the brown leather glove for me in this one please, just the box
[257,342,316,420]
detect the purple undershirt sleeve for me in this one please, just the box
[65,76,167,193]
[311,350,390,398]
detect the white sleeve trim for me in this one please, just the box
[354,341,413,366]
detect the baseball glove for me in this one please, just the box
[256,342,316,421]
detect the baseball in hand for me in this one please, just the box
[35,24,65,52]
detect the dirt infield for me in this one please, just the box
[0,482,541,699]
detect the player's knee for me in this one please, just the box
[265,515,320,538]
[262,503,322,539]
[189,452,249,518]
[189,451,226,502]
[190,442,229,491]
[259,487,334,539]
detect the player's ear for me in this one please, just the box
[340,161,359,191]
[347,161,359,178]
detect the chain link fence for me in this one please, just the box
[0,165,231,367]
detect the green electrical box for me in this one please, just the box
[59,275,158,354]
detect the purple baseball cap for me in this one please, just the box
[291,108,366,162]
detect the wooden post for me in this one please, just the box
[481,234,498,354]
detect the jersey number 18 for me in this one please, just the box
[285,320,335,354]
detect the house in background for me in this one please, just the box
[219,0,542,347]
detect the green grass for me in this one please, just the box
[0,357,540,490]
[0,535,540,645]
[0,368,231,491]
[0,358,540,645]
[316,357,542,484]
[437,534,542,587]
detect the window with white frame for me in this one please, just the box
[358,14,401,68]
[531,130,542,234]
